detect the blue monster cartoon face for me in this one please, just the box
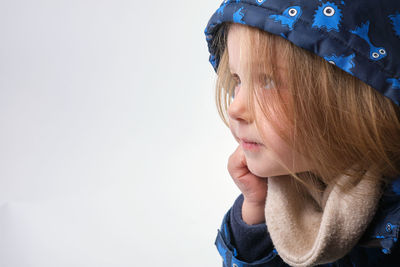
[269,6,302,31]
[369,47,387,61]
[312,1,343,32]
[350,21,387,61]
[255,0,267,5]
[324,53,355,75]
[389,13,400,38]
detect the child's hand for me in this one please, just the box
[228,145,268,225]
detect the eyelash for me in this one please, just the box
[230,74,275,97]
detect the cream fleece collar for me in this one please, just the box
[264,170,383,267]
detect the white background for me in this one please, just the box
[0,0,240,266]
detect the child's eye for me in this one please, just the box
[260,75,275,90]
[264,78,275,90]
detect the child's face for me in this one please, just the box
[227,24,311,178]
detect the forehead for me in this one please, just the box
[227,25,247,70]
[226,24,286,72]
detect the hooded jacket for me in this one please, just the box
[215,176,400,267]
[204,0,400,266]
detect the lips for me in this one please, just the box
[230,129,263,145]
[240,138,263,145]
[240,138,263,151]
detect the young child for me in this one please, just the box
[204,0,400,266]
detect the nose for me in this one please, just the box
[227,85,253,123]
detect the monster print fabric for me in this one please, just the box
[204,0,400,106]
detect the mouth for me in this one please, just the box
[240,138,263,145]
[240,138,263,151]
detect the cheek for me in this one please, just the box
[257,117,287,148]
[264,131,292,159]
[255,107,294,152]
[256,118,297,164]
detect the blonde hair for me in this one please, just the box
[214,22,400,195]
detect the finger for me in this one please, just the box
[228,146,250,178]
[229,146,245,169]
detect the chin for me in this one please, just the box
[248,163,290,178]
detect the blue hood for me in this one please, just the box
[204,0,400,106]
